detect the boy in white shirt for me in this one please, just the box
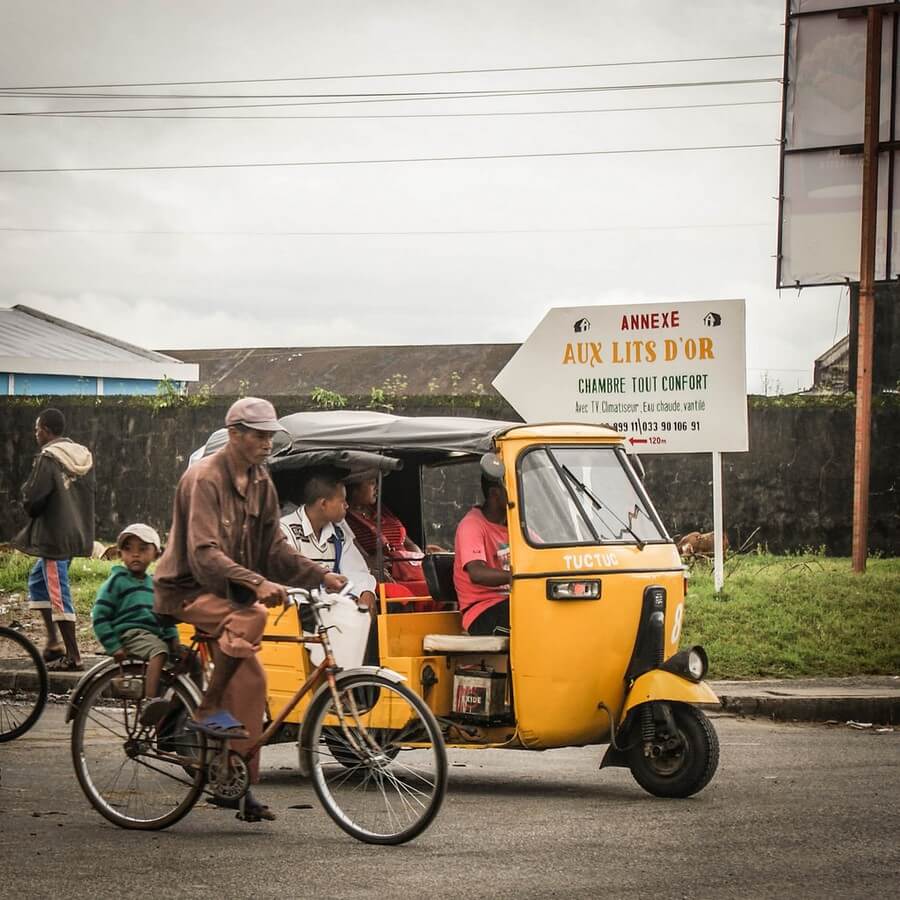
[280,474,377,666]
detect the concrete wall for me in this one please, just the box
[0,396,897,554]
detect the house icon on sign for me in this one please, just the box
[573,317,591,333]
[703,312,722,327]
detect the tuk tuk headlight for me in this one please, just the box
[687,647,707,680]
[660,645,708,682]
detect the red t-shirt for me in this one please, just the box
[453,507,510,631]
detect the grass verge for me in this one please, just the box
[682,553,900,678]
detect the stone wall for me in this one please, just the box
[1,396,897,554]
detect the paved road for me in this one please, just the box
[1,708,898,899]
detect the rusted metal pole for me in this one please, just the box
[852,5,883,573]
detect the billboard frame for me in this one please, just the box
[776,0,900,289]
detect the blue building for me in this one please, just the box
[0,304,199,396]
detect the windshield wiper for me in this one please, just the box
[559,464,646,550]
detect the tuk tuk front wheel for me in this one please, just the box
[626,702,719,799]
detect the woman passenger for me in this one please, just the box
[345,478,435,599]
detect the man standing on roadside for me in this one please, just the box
[154,397,344,822]
[12,408,95,671]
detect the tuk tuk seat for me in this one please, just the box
[423,633,509,653]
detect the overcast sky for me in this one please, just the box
[0,1,846,394]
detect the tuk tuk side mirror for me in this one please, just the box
[479,451,505,482]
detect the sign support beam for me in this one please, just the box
[852,4,883,574]
[712,451,724,593]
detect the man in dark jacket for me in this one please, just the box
[12,408,95,670]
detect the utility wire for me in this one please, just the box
[0,142,778,175]
[0,77,781,100]
[1,99,780,121]
[0,222,771,236]
[0,78,782,116]
[0,53,784,91]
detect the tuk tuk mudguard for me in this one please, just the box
[600,671,719,768]
[621,669,718,718]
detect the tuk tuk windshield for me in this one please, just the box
[518,446,667,546]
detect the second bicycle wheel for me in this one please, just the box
[0,626,48,742]
[300,673,447,845]
[71,664,206,830]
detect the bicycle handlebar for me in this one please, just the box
[284,580,355,610]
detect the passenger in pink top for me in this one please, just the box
[453,475,511,634]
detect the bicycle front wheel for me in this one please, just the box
[71,664,206,830]
[0,626,48,742]
[300,673,447,845]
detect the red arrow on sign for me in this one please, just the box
[629,437,648,445]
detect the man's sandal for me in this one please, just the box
[208,792,277,822]
[42,643,66,663]
[46,656,84,672]
[185,711,249,739]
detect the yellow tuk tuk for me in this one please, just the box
[191,411,719,798]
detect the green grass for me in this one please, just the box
[682,553,900,678]
[0,550,898,677]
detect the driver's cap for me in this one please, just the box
[225,397,286,433]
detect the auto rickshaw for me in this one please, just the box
[189,410,719,799]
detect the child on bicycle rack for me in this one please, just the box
[92,524,179,725]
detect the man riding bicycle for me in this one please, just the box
[153,397,345,822]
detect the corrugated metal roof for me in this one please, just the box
[162,343,518,397]
[0,305,199,381]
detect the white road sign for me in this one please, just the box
[493,299,748,454]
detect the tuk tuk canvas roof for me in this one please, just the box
[276,411,515,456]
[191,411,514,463]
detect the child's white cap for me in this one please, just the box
[117,523,161,552]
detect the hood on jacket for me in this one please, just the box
[42,438,94,477]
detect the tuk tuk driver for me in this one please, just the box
[154,397,346,823]
[453,474,511,635]
[280,474,378,665]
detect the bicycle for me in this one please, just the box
[0,623,49,742]
[68,584,448,844]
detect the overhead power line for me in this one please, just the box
[0,77,781,101]
[1,99,780,121]
[0,53,783,91]
[0,77,782,116]
[0,222,771,237]
[0,142,778,175]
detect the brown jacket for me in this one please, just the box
[154,448,327,616]
[12,438,95,560]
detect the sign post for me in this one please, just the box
[851,4,882,573]
[493,299,748,591]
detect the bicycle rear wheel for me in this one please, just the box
[0,626,48,742]
[71,664,206,830]
[300,673,447,845]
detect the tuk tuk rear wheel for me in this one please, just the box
[626,702,719,799]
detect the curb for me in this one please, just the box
[717,693,899,725]
[0,658,102,697]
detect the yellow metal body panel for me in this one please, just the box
[621,670,719,718]
[494,432,686,750]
